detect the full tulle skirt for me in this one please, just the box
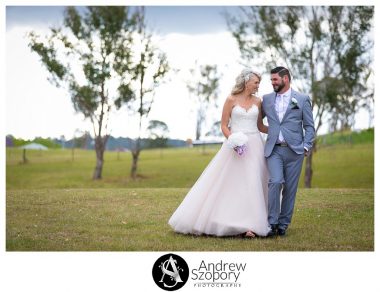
[168,132,270,237]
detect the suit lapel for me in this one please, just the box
[268,93,280,123]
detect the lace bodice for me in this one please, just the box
[230,104,259,134]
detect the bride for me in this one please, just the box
[168,69,270,238]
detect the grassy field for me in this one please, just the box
[6,188,373,251]
[6,137,374,251]
[6,143,374,189]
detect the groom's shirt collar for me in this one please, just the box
[276,88,292,98]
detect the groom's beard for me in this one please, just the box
[273,80,285,93]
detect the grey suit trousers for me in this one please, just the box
[266,145,304,229]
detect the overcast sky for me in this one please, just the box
[6,5,253,141]
[6,6,237,34]
[5,5,375,141]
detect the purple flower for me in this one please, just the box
[234,144,247,156]
[227,132,248,156]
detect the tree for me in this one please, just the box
[119,11,170,179]
[227,6,374,187]
[146,120,169,158]
[73,131,91,149]
[147,120,169,147]
[187,64,222,141]
[28,6,141,179]
[325,6,374,131]
[206,121,224,138]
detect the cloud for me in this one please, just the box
[6,25,246,140]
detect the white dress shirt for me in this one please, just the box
[275,88,292,143]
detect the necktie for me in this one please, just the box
[277,94,284,121]
[277,94,285,143]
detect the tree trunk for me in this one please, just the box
[196,118,201,141]
[131,149,140,179]
[93,135,108,180]
[304,150,313,188]
[22,149,28,164]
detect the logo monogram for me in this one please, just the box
[160,256,184,288]
[152,254,189,291]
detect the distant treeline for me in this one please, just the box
[6,128,373,150]
[6,135,187,150]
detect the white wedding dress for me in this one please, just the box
[168,104,270,237]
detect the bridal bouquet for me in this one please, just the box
[227,132,248,156]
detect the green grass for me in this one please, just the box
[6,147,215,189]
[317,128,374,146]
[301,143,374,188]
[6,142,374,189]
[6,134,374,251]
[6,188,373,251]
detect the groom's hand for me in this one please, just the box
[304,147,309,157]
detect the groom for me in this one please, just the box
[261,66,315,237]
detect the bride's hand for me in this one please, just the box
[257,101,268,134]
[258,124,268,134]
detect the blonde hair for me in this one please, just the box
[231,69,261,95]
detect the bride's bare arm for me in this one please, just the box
[221,96,234,138]
[257,100,268,134]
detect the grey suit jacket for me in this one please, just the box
[262,89,315,157]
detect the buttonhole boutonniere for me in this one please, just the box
[291,97,299,109]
